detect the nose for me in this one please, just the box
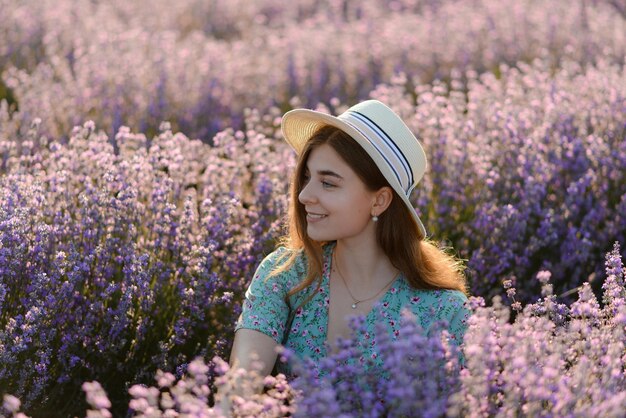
[298,180,316,205]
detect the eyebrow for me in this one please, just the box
[305,168,344,180]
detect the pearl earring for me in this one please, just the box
[372,214,379,222]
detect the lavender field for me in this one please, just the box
[0,0,625,416]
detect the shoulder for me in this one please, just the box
[402,287,471,344]
[256,246,291,271]
[433,289,468,313]
[433,290,471,345]
[258,243,335,275]
[404,287,469,317]
[252,246,307,287]
[404,283,467,304]
[436,289,468,307]
[429,289,471,327]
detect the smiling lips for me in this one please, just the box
[306,212,327,222]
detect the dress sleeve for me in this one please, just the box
[448,292,472,367]
[447,297,471,346]
[427,290,471,346]
[234,248,291,344]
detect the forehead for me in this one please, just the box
[305,143,351,173]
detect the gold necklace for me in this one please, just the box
[333,251,399,309]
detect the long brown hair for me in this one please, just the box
[271,125,467,308]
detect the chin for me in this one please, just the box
[306,227,334,242]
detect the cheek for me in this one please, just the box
[353,205,371,219]
[338,194,372,220]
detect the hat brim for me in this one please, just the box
[281,108,427,238]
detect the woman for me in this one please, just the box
[229,100,470,380]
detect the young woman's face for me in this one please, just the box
[298,143,377,242]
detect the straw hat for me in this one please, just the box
[281,100,428,237]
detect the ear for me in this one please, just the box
[371,186,393,217]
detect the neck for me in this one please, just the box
[333,238,397,287]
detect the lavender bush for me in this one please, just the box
[449,242,626,417]
[1,0,624,140]
[284,313,462,418]
[3,244,623,417]
[0,117,291,415]
[1,57,625,414]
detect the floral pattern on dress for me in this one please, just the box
[235,242,471,377]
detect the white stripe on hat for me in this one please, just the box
[339,110,413,195]
[349,110,414,187]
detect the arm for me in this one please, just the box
[217,249,294,416]
[230,247,291,372]
[229,328,279,378]
[217,329,281,415]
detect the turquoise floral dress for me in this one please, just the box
[235,242,470,377]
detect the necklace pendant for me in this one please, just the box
[351,303,357,309]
